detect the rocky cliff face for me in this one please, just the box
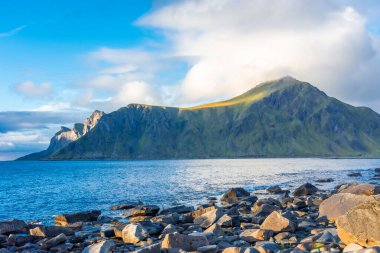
[18,77,380,160]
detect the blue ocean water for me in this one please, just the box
[0,159,379,224]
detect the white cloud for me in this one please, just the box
[113,81,159,107]
[137,0,380,106]
[15,81,52,99]
[0,25,26,38]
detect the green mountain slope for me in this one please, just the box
[20,77,380,160]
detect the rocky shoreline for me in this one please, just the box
[1,169,379,253]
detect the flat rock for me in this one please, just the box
[40,233,67,249]
[319,193,373,221]
[240,229,273,242]
[0,219,27,235]
[347,172,362,177]
[159,205,194,215]
[161,232,209,251]
[123,205,160,218]
[194,207,224,228]
[110,200,143,210]
[122,223,149,244]
[82,240,115,253]
[54,210,101,226]
[336,201,380,247]
[260,211,297,233]
[30,225,74,237]
[293,183,318,196]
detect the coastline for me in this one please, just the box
[1,168,379,252]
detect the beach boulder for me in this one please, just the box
[0,219,27,235]
[82,240,115,253]
[339,184,380,196]
[336,201,380,247]
[161,232,209,251]
[221,188,250,203]
[54,210,101,226]
[30,225,74,237]
[194,207,224,228]
[122,224,149,244]
[319,193,373,221]
[260,211,297,233]
[240,229,273,242]
[293,183,318,196]
[123,205,160,218]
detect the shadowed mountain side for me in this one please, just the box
[18,77,380,160]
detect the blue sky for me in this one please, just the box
[1,0,380,160]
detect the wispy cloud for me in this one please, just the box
[0,25,26,38]
[14,81,53,100]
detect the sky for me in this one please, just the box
[0,0,380,160]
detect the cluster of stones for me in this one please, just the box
[1,169,379,253]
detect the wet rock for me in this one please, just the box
[336,201,380,247]
[160,205,195,215]
[316,178,334,183]
[267,186,285,194]
[254,241,280,253]
[240,229,273,242]
[0,219,27,235]
[123,205,160,218]
[54,210,101,226]
[293,183,318,196]
[261,211,297,233]
[110,200,143,210]
[161,232,209,251]
[221,188,250,204]
[40,233,67,249]
[29,225,74,237]
[194,207,224,228]
[122,224,149,244]
[347,172,362,177]
[82,239,115,253]
[339,184,380,196]
[7,233,35,246]
[319,193,373,221]
[197,244,218,253]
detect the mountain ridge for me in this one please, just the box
[18,77,380,160]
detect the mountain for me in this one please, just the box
[18,77,380,160]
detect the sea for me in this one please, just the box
[0,158,379,224]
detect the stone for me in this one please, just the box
[183,206,216,223]
[110,200,143,210]
[197,245,218,253]
[122,224,149,244]
[343,243,364,252]
[339,184,380,196]
[293,183,318,196]
[222,247,246,253]
[54,210,101,226]
[123,205,160,218]
[132,242,161,253]
[221,188,250,203]
[316,178,334,183]
[216,214,233,227]
[260,211,297,233]
[347,172,362,177]
[159,205,195,215]
[161,232,209,251]
[0,219,27,234]
[336,201,380,247]
[113,226,124,238]
[40,233,67,249]
[375,168,380,174]
[254,241,280,253]
[244,249,260,253]
[100,228,115,238]
[267,186,285,194]
[6,234,35,246]
[319,193,373,221]
[240,229,273,242]
[82,240,115,253]
[253,204,280,217]
[194,207,224,228]
[151,213,180,225]
[205,224,224,237]
[29,225,74,237]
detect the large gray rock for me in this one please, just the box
[40,233,67,249]
[82,240,115,253]
[221,188,250,203]
[260,211,297,233]
[122,223,149,244]
[54,210,101,226]
[293,183,318,196]
[339,184,380,196]
[194,207,224,228]
[161,232,209,251]
[336,201,380,247]
[0,219,27,235]
[30,225,74,237]
[319,193,373,221]
[7,234,35,246]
